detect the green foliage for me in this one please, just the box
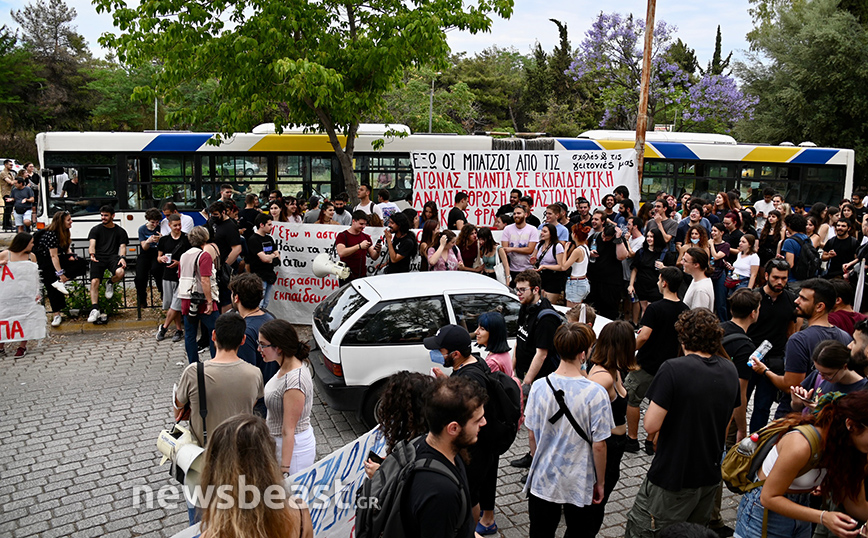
[521,43,551,117]
[85,60,155,130]
[667,39,699,80]
[703,26,732,76]
[62,277,122,316]
[526,99,591,137]
[95,0,514,202]
[373,67,476,134]
[737,0,868,175]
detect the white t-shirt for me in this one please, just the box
[160,213,195,235]
[52,172,69,198]
[754,199,776,230]
[376,202,400,225]
[733,252,760,279]
[624,234,646,280]
[353,201,383,219]
[684,277,715,311]
[501,223,540,272]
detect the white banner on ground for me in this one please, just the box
[0,261,46,343]
[411,149,639,228]
[287,427,386,537]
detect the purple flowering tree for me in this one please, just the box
[569,12,755,133]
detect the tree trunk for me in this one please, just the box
[335,147,360,206]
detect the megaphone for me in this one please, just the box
[176,444,206,506]
[157,423,196,466]
[312,253,351,280]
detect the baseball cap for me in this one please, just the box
[423,325,471,354]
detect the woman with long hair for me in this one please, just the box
[427,229,463,271]
[733,391,868,538]
[315,201,339,225]
[456,223,482,272]
[34,210,87,327]
[790,341,867,415]
[0,232,37,357]
[628,228,666,316]
[727,234,760,291]
[421,201,439,225]
[534,223,566,304]
[557,224,591,307]
[285,196,303,223]
[474,310,514,535]
[258,319,316,475]
[198,414,313,538]
[269,200,290,223]
[714,191,733,222]
[825,207,840,243]
[806,215,823,248]
[585,320,638,536]
[710,223,732,320]
[758,210,785,268]
[676,224,712,266]
[841,204,860,240]
[477,227,510,283]
[808,202,831,244]
[418,219,439,272]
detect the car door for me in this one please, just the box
[337,295,449,387]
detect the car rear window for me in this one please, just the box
[313,285,369,343]
[449,293,521,338]
[342,297,447,345]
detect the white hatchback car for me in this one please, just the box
[310,271,603,427]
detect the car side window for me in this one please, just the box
[449,293,520,338]
[342,297,447,345]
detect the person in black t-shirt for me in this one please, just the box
[624,266,688,455]
[625,309,740,537]
[246,214,281,309]
[721,289,761,440]
[519,196,541,227]
[496,189,522,218]
[402,375,486,538]
[238,193,262,239]
[156,214,191,342]
[207,201,242,311]
[587,224,629,321]
[822,218,859,279]
[447,191,469,231]
[62,175,82,198]
[86,206,129,323]
[380,212,416,274]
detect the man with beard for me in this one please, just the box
[403,375,487,538]
[501,205,539,284]
[569,197,592,228]
[332,192,352,225]
[751,278,851,419]
[379,211,416,274]
[848,318,868,376]
[426,325,499,533]
[496,189,522,217]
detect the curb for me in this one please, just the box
[48,318,158,335]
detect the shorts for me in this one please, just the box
[565,278,590,303]
[162,280,183,311]
[624,367,655,407]
[14,209,31,226]
[90,256,123,281]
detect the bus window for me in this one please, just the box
[48,166,117,217]
[146,155,196,210]
[311,157,332,200]
[277,155,305,199]
[354,155,412,201]
[202,155,268,207]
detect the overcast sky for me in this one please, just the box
[1,0,754,67]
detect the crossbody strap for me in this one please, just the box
[197,360,208,446]
[545,376,591,444]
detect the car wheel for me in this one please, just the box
[245,168,255,176]
[360,381,387,429]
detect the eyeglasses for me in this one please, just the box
[515,287,531,294]
[258,342,274,349]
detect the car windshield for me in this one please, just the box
[313,285,368,342]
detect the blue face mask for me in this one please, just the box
[429,349,445,365]
[690,237,700,244]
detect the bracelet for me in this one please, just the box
[764,368,771,377]
[820,510,826,527]
[55,269,64,276]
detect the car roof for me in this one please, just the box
[353,271,511,301]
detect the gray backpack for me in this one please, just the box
[355,436,467,538]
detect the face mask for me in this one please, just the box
[690,237,700,244]
[335,206,345,214]
[429,349,445,365]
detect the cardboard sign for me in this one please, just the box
[0,261,46,343]
[411,149,639,227]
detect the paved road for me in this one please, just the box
[0,329,740,537]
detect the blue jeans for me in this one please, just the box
[184,311,218,364]
[260,280,273,310]
[747,371,779,434]
[712,274,729,321]
[735,487,811,538]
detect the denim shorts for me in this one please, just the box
[734,487,812,538]
[565,278,590,303]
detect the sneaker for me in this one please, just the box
[172,330,184,343]
[14,347,26,358]
[510,453,533,469]
[51,314,62,327]
[198,343,209,354]
[87,309,100,323]
[105,284,114,299]
[644,439,656,456]
[624,437,640,453]
[519,473,528,485]
[51,280,69,295]
[156,325,168,342]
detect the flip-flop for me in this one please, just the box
[475,521,498,536]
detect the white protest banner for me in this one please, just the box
[288,427,386,537]
[0,261,46,343]
[411,149,639,227]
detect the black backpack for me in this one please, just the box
[355,436,467,538]
[470,360,522,455]
[791,236,821,281]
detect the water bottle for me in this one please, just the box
[747,340,773,367]
[735,433,760,456]
[630,291,638,303]
[589,237,597,263]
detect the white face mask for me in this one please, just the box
[690,237,700,244]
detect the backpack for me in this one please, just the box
[473,361,522,455]
[722,332,755,361]
[535,308,569,369]
[720,420,822,495]
[355,436,467,538]
[791,236,821,281]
